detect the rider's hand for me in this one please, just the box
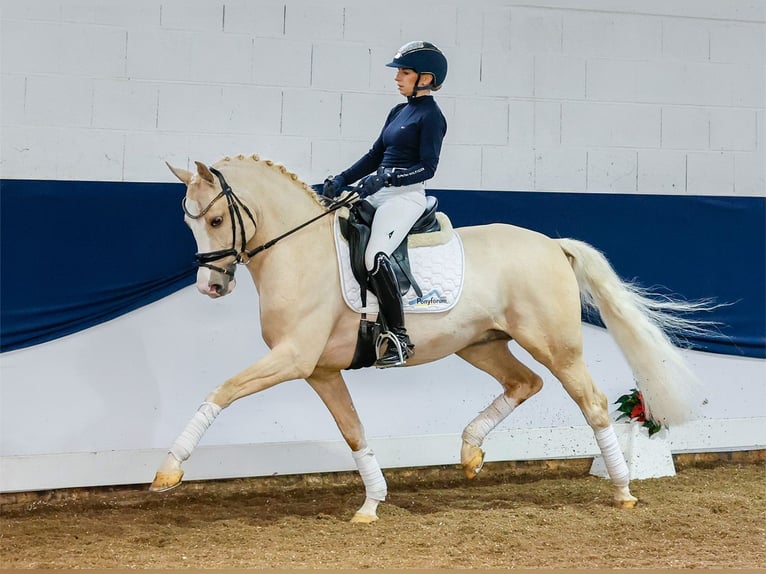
[322,175,346,198]
[358,168,393,198]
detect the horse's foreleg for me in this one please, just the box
[150,401,221,491]
[307,369,386,523]
[456,340,543,479]
[149,344,315,493]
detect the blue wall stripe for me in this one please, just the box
[1,180,763,358]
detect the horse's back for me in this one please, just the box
[454,222,582,331]
[456,222,571,277]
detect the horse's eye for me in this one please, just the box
[210,216,224,227]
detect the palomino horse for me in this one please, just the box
[152,154,705,522]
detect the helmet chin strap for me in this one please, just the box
[409,72,432,97]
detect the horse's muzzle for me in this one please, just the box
[197,264,237,298]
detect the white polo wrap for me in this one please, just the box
[169,401,222,462]
[594,425,630,487]
[352,446,387,501]
[462,394,518,447]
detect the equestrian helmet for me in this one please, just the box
[385,41,448,90]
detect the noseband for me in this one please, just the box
[182,167,256,278]
[182,166,357,279]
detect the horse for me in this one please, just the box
[151,153,707,523]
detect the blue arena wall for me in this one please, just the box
[1,179,763,358]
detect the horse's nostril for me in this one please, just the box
[210,284,223,294]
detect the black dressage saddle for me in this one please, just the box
[339,195,441,299]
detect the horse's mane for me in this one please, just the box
[215,154,324,207]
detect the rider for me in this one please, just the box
[323,41,448,368]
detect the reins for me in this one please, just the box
[183,166,358,278]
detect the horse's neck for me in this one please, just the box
[229,166,334,285]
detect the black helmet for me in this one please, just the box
[385,41,448,91]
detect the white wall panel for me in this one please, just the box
[710,109,758,151]
[342,6,405,45]
[562,103,660,148]
[586,150,638,193]
[160,0,223,31]
[709,22,765,65]
[479,50,534,98]
[92,80,159,131]
[281,90,340,137]
[126,28,194,81]
[311,43,371,91]
[24,76,93,128]
[510,7,563,54]
[734,152,766,195]
[562,12,662,60]
[534,148,588,192]
[284,4,344,40]
[57,128,125,181]
[637,150,686,194]
[61,0,161,27]
[534,54,586,100]
[481,146,535,191]
[340,93,399,140]
[687,151,736,195]
[222,0,284,37]
[661,107,710,150]
[251,38,312,87]
[661,19,711,62]
[477,7,512,51]
[188,34,254,85]
[451,99,508,145]
[430,144,482,190]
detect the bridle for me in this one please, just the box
[182,166,357,279]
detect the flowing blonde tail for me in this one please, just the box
[557,238,712,427]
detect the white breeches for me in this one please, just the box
[363,182,427,271]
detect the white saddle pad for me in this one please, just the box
[334,212,464,314]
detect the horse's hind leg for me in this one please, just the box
[544,351,637,508]
[456,339,543,479]
[307,368,386,524]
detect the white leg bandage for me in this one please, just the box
[169,402,222,463]
[594,425,630,487]
[352,446,387,501]
[462,394,518,447]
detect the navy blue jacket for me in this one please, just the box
[340,96,447,187]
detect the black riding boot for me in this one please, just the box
[368,252,414,368]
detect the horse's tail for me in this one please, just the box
[556,238,713,427]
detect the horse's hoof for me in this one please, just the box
[614,497,639,509]
[149,469,184,492]
[462,448,485,480]
[350,511,378,524]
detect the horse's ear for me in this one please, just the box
[194,161,215,185]
[166,162,192,185]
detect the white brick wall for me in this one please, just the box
[0,0,763,195]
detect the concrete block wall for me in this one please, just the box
[1,0,764,194]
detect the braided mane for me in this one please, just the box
[216,154,323,206]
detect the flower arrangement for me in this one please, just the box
[615,388,662,436]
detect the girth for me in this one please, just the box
[338,195,441,299]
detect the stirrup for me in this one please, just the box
[374,331,414,369]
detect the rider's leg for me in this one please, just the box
[368,251,413,367]
[364,183,426,367]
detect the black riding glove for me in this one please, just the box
[358,168,394,198]
[322,175,346,198]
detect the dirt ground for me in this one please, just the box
[1,455,764,569]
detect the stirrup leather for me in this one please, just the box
[374,331,414,368]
